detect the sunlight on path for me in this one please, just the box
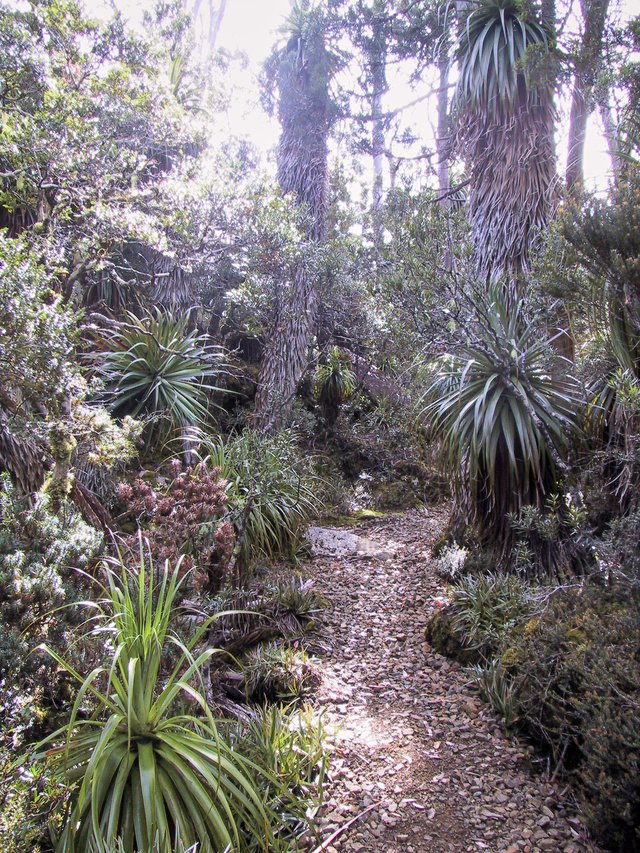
[302,509,601,853]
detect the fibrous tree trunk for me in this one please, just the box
[254,12,331,434]
[454,0,558,285]
[253,263,318,434]
[463,102,558,284]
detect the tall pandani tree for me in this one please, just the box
[453,0,558,285]
[254,1,335,433]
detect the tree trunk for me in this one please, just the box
[436,39,451,205]
[598,90,624,185]
[566,0,610,195]
[208,0,227,50]
[253,264,316,434]
[370,12,387,248]
[253,15,331,433]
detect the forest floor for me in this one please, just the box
[298,507,603,853]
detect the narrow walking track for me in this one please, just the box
[301,508,601,853]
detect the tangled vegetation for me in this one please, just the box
[0,0,638,849]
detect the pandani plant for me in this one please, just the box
[199,429,320,575]
[453,0,557,281]
[92,309,224,447]
[28,540,273,853]
[422,287,582,553]
[314,347,357,426]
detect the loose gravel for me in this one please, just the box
[299,507,603,853]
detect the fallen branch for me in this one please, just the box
[310,803,377,853]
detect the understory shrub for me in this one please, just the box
[27,545,272,853]
[200,430,320,574]
[331,392,435,509]
[0,759,69,853]
[501,581,640,851]
[449,573,540,657]
[430,556,640,848]
[424,572,539,664]
[116,461,234,592]
[0,476,103,744]
[229,703,327,845]
[241,643,319,702]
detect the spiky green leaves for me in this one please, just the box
[200,430,319,572]
[94,310,224,442]
[422,290,582,543]
[455,0,550,119]
[35,545,271,852]
[314,347,356,425]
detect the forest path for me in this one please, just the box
[301,507,599,853]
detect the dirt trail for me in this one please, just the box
[301,508,600,853]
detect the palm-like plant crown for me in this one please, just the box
[455,0,550,117]
[453,0,557,282]
[423,289,581,544]
[36,547,271,852]
[95,309,223,443]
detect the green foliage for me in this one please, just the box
[314,347,357,426]
[0,758,69,853]
[422,288,582,548]
[449,572,538,659]
[241,642,319,702]
[116,462,234,593]
[469,657,519,728]
[424,568,539,668]
[507,491,592,579]
[563,175,640,510]
[32,544,272,853]
[0,234,80,414]
[455,0,550,118]
[594,507,640,595]
[0,475,103,743]
[200,430,320,572]
[501,582,640,851]
[266,576,326,623]
[94,310,224,443]
[230,703,327,846]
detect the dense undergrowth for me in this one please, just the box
[426,528,640,851]
[1,0,639,849]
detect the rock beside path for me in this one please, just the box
[301,507,602,853]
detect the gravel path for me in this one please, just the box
[301,508,601,853]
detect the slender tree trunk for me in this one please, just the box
[436,38,451,206]
[370,12,387,248]
[598,89,624,184]
[208,0,227,50]
[566,0,610,194]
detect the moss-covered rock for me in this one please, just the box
[424,606,481,665]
